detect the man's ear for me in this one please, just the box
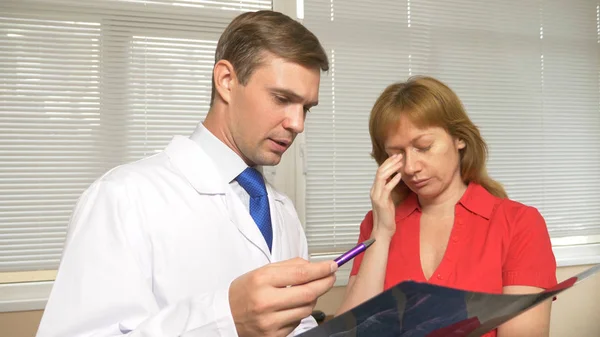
[213,60,236,104]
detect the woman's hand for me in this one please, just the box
[335,154,404,315]
[370,154,403,241]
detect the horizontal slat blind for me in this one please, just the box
[0,14,105,272]
[537,0,600,236]
[303,0,410,253]
[303,0,600,254]
[124,35,217,160]
[0,0,270,272]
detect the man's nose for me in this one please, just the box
[283,105,305,134]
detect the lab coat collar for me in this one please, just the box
[163,134,281,260]
[163,134,284,203]
[163,135,225,195]
[189,123,247,186]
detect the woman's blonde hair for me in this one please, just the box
[368,76,507,204]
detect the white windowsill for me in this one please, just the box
[1,243,599,313]
[0,281,53,313]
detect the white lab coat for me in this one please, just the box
[36,134,317,337]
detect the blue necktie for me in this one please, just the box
[235,167,273,251]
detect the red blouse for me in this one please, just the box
[350,182,557,336]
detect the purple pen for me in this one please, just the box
[333,238,375,267]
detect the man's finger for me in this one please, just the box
[271,257,308,266]
[268,260,337,288]
[273,303,319,329]
[274,313,306,336]
[276,322,302,337]
[273,274,336,310]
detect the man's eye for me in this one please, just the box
[417,146,431,152]
[275,96,289,104]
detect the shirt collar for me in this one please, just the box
[458,182,498,219]
[189,122,248,184]
[396,191,420,220]
[395,182,498,220]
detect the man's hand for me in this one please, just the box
[229,258,338,337]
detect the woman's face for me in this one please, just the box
[383,114,465,201]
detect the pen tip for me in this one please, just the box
[364,238,375,247]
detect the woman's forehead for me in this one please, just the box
[386,117,450,142]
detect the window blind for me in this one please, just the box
[302,1,410,254]
[303,0,600,255]
[0,0,270,272]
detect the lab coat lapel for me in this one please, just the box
[264,183,286,261]
[225,188,272,261]
[164,136,272,261]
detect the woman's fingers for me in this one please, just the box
[372,154,403,199]
[385,169,403,192]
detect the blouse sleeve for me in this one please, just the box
[502,205,558,289]
[349,211,374,276]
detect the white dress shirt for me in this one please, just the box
[36,123,317,337]
[189,123,251,214]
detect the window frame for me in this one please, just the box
[0,0,278,312]
[2,0,599,312]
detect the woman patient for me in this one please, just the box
[338,76,557,336]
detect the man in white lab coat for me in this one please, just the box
[37,10,337,337]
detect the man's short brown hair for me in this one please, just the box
[210,10,329,105]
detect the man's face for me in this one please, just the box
[227,54,321,166]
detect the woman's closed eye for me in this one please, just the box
[415,145,432,152]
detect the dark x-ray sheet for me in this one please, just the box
[300,264,600,337]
